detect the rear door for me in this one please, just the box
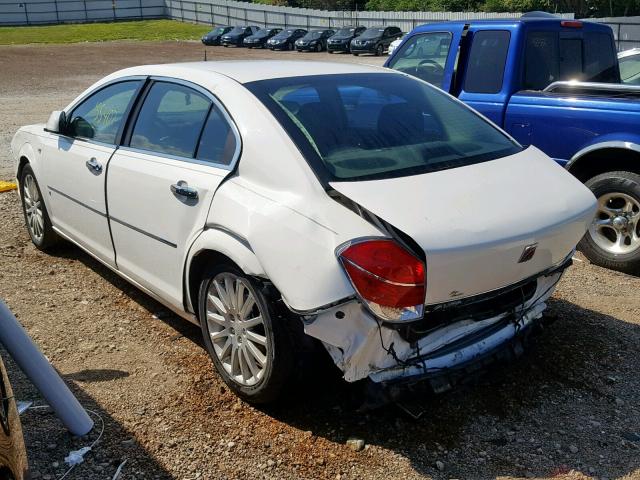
[43,79,143,267]
[106,80,240,309]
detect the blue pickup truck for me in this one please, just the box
[385,13,640,274]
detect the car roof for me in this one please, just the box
[115,60,390,84]
[411,17,611,33]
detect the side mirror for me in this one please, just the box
[45,111,67,135]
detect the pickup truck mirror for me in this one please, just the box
[45,110,67,135]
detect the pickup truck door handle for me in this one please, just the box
[85,157,102,174]
[170,181,198,200]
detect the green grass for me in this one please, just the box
[0,19,212,45]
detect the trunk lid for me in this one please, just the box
[330,147,596,305]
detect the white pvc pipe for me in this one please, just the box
[0,300,94,436]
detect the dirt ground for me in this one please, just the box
[1,41,639,480]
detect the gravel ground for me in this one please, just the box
[1,41,640,480]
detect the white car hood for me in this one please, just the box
[330,146,597,305]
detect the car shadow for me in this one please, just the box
[46,244,640,479]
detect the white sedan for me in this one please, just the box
[11,61,596,403]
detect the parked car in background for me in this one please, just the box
[351,26,402,56]
[267,28,307,50]
[619,48,640,84]
[387,15,640,274]
[387,34,406,56]
[201,26,233,46]
[296,29,335,52]
[244,28,282,48]
[327,26,366,53]
[0,354,28,480]
[12,61,595,403]
[221,26,260,47]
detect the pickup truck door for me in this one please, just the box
[106,80,240,310]
[384,25,466,93]
[456,29,513,126]
[42,80,143,268]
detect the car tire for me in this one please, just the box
[316,43,322,52]
[198,263,294,403]
[353,52,359,56]
[375,44,384,56]
[19,164,60,251]
[579,170,640,274]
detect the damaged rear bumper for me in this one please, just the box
[301,259,569,386]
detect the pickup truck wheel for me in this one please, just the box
[580,171,640,274]
[198,264,293,403]
[19,164,60,251]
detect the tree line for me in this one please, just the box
[252,0,640,18]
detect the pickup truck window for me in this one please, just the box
[386,32,452,86]
[247,73,521,181]
[525,31,619,90]
[464,30,510,94]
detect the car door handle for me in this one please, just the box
[85,157,102,174]
[170,181,198,200]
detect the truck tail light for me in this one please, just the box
[338,239,425,322]
[561,20,583,28]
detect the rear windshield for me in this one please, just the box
[619,52,640,84]
[246,73,521,182]
[524,31,619,90]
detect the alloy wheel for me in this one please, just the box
[589,191,640,255]
[23,173,45,242]
[205,273,269,387]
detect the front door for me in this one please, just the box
[107,80,240,309]
[43,80,142,267]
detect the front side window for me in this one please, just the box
[130,82,211,158]
[387,32,452,86]
[246,73,521,182]
[464,30,510,94]
[67,81,140,144]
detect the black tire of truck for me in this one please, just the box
[579,170,640,275]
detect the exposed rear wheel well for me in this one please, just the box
[568,148,640,182]
[187,250,240,318]
[17,156,29,181]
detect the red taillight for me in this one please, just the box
[339,239,425,309]
[561,20,583,28]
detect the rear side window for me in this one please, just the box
[130,82,211,158]
[464,30,510,93]
[68,81,140,144]
[196,107,237,165]
[387,32,452,86]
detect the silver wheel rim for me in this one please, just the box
[23,174,45,242]
[589,191,640,255]
[205,273,269,387]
